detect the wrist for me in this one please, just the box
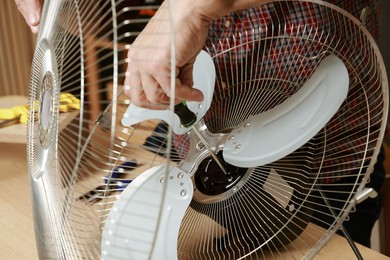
[185,0,235,21]
[180,0,268,21]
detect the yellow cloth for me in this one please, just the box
[58,93,80,112]
[0,93,80,125]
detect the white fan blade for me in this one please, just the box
[121,50,216,135]
[102,165,193,260]
[223,55,349,167]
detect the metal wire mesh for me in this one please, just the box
[27,0,387,259]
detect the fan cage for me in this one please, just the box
[27,0,387,259]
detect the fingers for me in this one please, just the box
[124,50,203,110]
[141,73,171,106]
[158,75,203,103]
[124,71,170,110]
[174,79,204,102]
[15,0,43,33]
[124,68,203,110]
[175,63,203,102]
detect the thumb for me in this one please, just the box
[178,63,204,102]
[15,0,43,33]
[179,63,194,89]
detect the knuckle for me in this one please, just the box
[130,97,144,108]
[123,86,131,97]
[147,95,161,104]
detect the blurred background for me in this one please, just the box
[0,0,35,97]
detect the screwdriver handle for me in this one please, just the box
[174,102,197,128]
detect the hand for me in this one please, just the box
[15,0,44,33]
[124,0,266,109]
[124,0,211,109]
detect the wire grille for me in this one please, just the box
[27,0,387,259]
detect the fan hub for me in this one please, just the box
[39,71,56,148]
[31,39,60,178]
[194,152,248,196]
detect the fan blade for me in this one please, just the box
[121,50,216,134]
[102,165,193,260]
[223,55,349,167]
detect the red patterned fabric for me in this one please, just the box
[173,0,384,184]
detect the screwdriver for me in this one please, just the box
[174,102,228,176]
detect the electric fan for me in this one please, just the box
[27,0,388,259]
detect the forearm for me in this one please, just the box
[179,0,271,21]
[223,0,272,16]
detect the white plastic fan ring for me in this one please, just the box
[223,55,349,167]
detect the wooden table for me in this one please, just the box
[0,143,38,259]
[0,95,79,143]
[0,96,29,143]
[1,142,389,259]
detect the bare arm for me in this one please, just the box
[191,0,270,20]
